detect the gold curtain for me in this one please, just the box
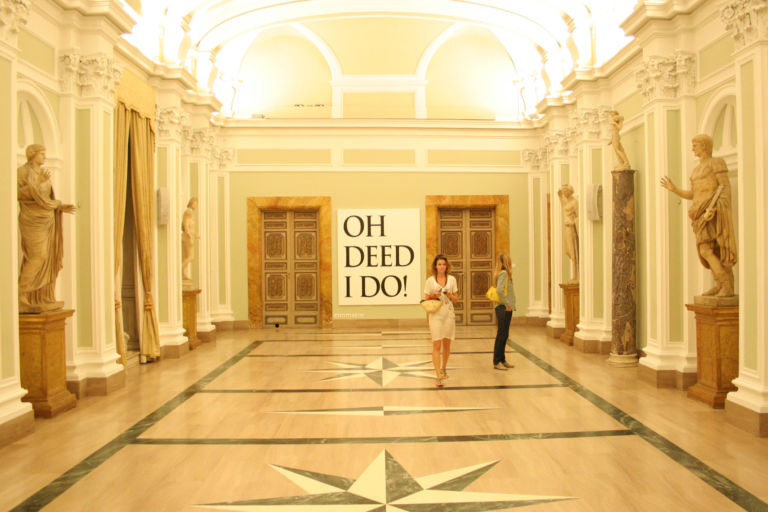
[113,102,130,366]
[129,110,161,361]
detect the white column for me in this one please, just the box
[60,52,124,396]
[723,2,768,435]
[0,0,34,444]
[636,52,699,388]
[209,158,235,325]
[155,106,188,354]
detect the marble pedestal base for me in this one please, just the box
[685,298,738,408]
[183,289,201,350]
[19,310,77,418]
[559,283,579,346]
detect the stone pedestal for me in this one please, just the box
[183,289,201,349]
[559,283,579,346]
[19,310,77,418]
[686,297,738,408]
[608,169,638,367]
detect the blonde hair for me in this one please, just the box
[494,253,513,280]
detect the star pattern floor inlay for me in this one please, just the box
[307,357,451,385]
[196,450,573,511]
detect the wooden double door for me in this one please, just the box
[262,210,320,327]
[438,208,496,325]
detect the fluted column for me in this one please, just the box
[155,106,189,356]
[59,51,125,396]
[721,0,768,436]
[0,0,34,445]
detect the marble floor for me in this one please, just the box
[2,325,768,512]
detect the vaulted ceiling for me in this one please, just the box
[123,0,636,120]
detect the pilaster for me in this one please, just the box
[571,107,614,353]
[155,105,189,354]
[524,148,549,323]
[636,50,699,388]
[722,0,768,435]
[60,51,124,395]
[0,0,35,446]
[209,146,235,325]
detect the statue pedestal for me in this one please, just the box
[19,309,77,418]
[559,283,579,345]
[183,289,201,350]
[685,297,739,408]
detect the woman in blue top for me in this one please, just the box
[492,253,516,370]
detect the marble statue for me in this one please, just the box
[661,134,737,297]
[181,197,199,290]
[608,110,631,171]
[17,144,76,313]
[557,184,579,283]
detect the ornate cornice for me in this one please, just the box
[569,107,612,141]
[721,0,768,49]
[635,51,696,103]
[156,107,189,140]
[60,53,122,99]
[0,0,30,43]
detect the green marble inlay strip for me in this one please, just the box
[9,340,263,512]
[246,350,503,357]
[199,384,566,394]
[508,339,768,512]
[133,429,633,446]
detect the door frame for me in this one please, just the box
[247,196,332,328]
[425,194,510,276]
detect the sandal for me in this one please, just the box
[441,369,449,379]
[436,377,445,387]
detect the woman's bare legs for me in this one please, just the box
[441,338,451,377]
[432,339,444,386]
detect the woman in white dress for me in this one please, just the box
[423,254,458,387]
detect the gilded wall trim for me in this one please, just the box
[247,196,332,328]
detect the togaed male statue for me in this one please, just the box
[17,144,76,313]
[661,134,737,297]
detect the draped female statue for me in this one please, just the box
[17,144,76,312]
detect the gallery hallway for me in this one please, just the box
[3,325,767,512]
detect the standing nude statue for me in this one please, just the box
[181,197,199,289]
[608,110,631,171]
[17,144,76,313]
[557,184,579,283]
[660,134,737,297]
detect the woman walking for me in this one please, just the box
[424,254,458,387]
[492,253,516,370]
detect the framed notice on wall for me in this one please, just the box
[337,209,421,305]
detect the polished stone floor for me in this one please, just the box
[2,325,767,511]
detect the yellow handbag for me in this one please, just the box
[486,273,509,303]
[420,299,442,314]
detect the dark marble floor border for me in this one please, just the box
[508,339,768,512]
[9,341,263,512]
[133,429,634,445]
[198,384,566,394]
[245,350,504,357]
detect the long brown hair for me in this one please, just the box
[431,254,451,277]
[494,253,512,280]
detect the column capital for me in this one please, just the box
[544,129,577,159]
[0,0,30,45]
[569,106,612,142]
[156,107,189,141]
[721,0,768,50]
[635,51,696,103]
[523,148,547,171]
[210,146,234,170]
[60,52,122,101]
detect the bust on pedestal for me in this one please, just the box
[17,145,77,417]
[661,134,738,408]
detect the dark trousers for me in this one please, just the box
[494,305,513,364]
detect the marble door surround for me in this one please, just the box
[247,197,332,328]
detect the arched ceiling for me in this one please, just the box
[124,0,635,119]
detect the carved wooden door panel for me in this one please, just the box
[439,208,495,326]
[263,210,320,327]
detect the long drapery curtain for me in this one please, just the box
[113,103,130,366]
[114,101,160,362]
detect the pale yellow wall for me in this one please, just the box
[229,171,530,321]
[306,18,450,74]
[699,35,735,79]
[18,29,55,75]
[426,27,519,120]
[615,91,643,121]
[344,92,414,118]
[238,28,332,118]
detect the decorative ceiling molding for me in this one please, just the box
[0,0,31,44]
[721,0,768,49]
